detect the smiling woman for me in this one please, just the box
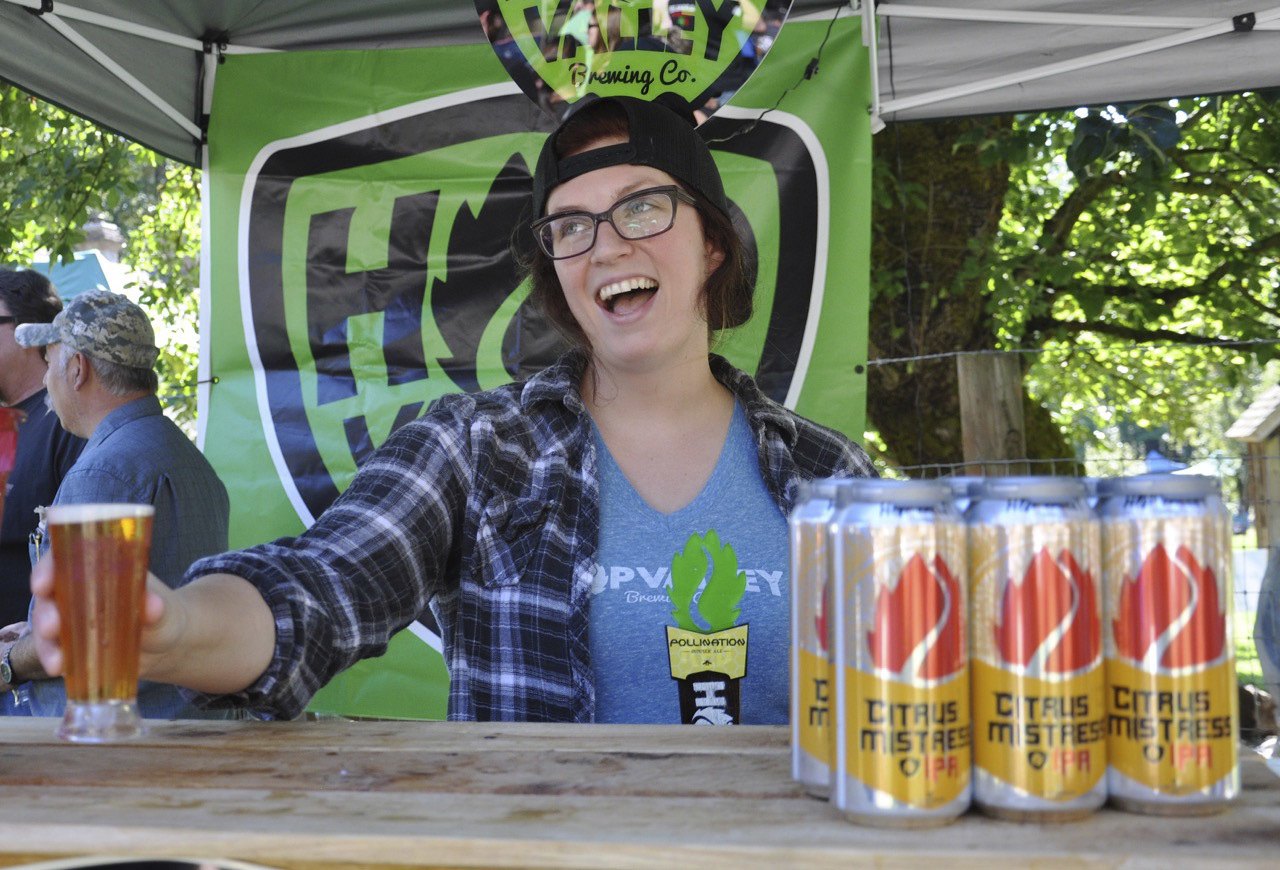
[28,95,876,727]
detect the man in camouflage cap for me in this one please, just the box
[3,290,234,722]
[15,289,160,372]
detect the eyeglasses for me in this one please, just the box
[531,185,698,260]
[0,317,16,325]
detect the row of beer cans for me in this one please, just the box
[789,473,1239,826]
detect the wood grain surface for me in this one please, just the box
[0,719,1275,869]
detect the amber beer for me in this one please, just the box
[831,479,971,826]
[1100,474,1238,814]
[50,503,154,742]
[968,477,1107,821]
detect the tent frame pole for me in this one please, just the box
[195,49,217,452]
[860,0,885,132]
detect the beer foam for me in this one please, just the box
[47,503,156,525]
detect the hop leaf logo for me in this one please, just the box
[1113,543,1226,668]
[669,530,747,634]
[995,548,1101,674]
[867,554,965,680]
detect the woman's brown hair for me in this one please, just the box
[523,101,754,351]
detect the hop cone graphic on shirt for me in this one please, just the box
[669,529,747,633]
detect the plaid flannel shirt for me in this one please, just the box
[189,352,876,721]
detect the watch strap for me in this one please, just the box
[0,643,15,686]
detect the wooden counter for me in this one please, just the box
[0,719,1275,868]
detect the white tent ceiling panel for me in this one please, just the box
[0,0,482,162]
[2,0,1279,163]
[878,1,1280,119]
[0,3,201,160]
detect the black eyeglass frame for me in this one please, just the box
[531,185,699,260]
[0,316,17,325]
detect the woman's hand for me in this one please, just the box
[28,555,175,680]
[31,557,275,695]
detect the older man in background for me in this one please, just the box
[0,290,232,720]
[0,269,85,628]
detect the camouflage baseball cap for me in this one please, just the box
[15,289,158,369]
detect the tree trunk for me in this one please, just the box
[868,118,1076,474]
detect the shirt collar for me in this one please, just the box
[86,395,163,450]
[708,354,798,448]
[520,350,590,415]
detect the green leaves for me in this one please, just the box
[1066,104,1181,181]
[1,85,201,432]
[997,94,1280,464]
[668,530,747,634]
[870,92,1280,475]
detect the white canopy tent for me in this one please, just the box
[2,0,1279,163]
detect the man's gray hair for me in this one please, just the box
[91,355,158,396]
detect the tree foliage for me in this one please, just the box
[868,91,1280,473]
[988,93,1280,461]
[1,85,201,430]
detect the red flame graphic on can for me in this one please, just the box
[1113,543,1226,668]
[867,554,965,679]
[995,548,1101,674]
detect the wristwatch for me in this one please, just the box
[0,643,15,686]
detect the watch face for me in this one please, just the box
[1,649,13,685]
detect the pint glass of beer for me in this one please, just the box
[49,503,155,742]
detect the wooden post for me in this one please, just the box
[1248,436,1280,550]
[957,352,1028,476]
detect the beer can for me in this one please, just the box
[831,479,971,826]
[790,478,844,796]
[1100,474,1238,815]
[968,477,1107,821]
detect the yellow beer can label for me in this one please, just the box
[849,666,970,807]
[972,661,1106,797]
[969,520,1107,801]
[1104,520,1238,795]
[797,647,831,763]
[1106,658,1237,792]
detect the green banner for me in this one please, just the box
[204,14,870,719]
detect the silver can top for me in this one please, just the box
[977,475,1087,503]
[1102,473,1219,500]
[846,477,951,507]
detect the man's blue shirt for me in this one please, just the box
[24,395,231,719]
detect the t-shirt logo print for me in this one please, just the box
[665,530,749,725]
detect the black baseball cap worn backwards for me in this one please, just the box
[532,95,729,220]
